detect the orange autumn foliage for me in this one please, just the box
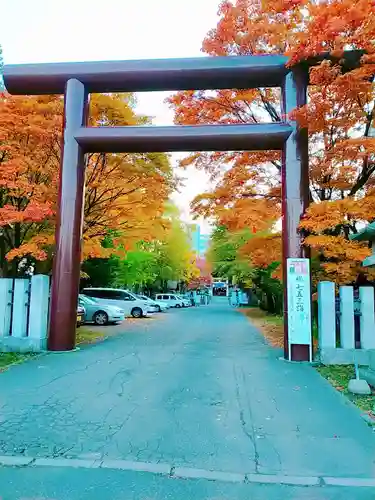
[0,95,61,272]
[240,232,282,278]
[0,93,174,275]
[168,0,375,284]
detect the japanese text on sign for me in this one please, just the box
[287,258,312,346]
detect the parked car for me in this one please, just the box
[79,294,125,325]
[154,293,185,308]
[137,295,168,312]
[77,305,85,327]
[81,288,153,318]
[175,294,191,307]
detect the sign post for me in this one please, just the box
[286,258,313,362]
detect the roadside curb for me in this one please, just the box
[1,455,375,488]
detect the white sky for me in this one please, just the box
[1,0,218,233]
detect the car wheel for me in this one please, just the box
[94,311,109,326]
[131,307,143,318]
[157,305,161,312]
[175,303,181,308]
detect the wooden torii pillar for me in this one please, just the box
[3,52,361,359]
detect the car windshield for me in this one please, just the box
[136,295,149,300]
[79,295,98,305]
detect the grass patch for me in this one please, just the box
[263,314,284,327]
[76,326,108,346]
[240,307,284,348]
[241,307,319,350]
[0,352,36,372]
[316,364,375,415]
[75,316,161,347]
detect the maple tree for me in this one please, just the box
[0,92,174,276]
[0,94,61,276]
[169,0,375,285]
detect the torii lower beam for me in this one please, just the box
[74,123,292,153]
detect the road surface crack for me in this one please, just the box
[233,363,260,472]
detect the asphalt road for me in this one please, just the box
[0,298,374,499]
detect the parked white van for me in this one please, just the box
[154,293,185,308]
[82,288,155,318]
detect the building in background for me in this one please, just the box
[212,277,229,297]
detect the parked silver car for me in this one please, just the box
[81,288,153,318]
[137,295,168,312]
[78,294,125,326]
[154,293,184,308]
[176,294,191,307]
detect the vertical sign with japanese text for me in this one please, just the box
[287,258,312,352]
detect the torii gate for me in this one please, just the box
[3,51,360,361]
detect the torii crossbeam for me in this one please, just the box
[3,52,361,360]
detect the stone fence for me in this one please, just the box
[317,281,375,365]
[0,275,50,352]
